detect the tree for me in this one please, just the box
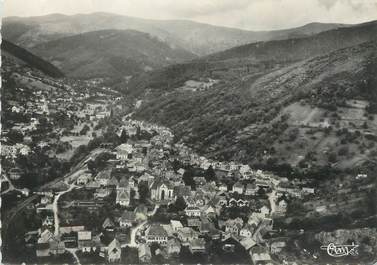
[169,196,187,212]
[80,124,90,135]
[138,181,149,203]
[120,129,129,143]
[172,159,182,172]
[204,165,216,182]
[328,152,337,163]
[8,129,23,143]
[87,159,96,173]
[183,167,196,189]
[287,199,305,216]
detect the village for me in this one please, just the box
[2,57,376,265]
[13,113,327,265]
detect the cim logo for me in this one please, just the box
[320,242,359,257]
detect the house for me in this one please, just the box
[21,188,30,197]
[193,176,206,186]
[134,204,149,221]
[60,225,85,234]
[138,244,152,263]
[170,220,183,232]
[250,246,272,265]
[221,236,241,253]
[229,198,248,207]
[108,176,119,187]
[270,240,287,254]
[255,180,270,190]
[223,218,243,236]
[94,188,111,199]
[162,224,174,237]
[116,189,130,206]
[185,206,201,217]
[76,171,92,185]
[240,237,256,251]
[167,238,181,257]
[276,199,288,215]
[36,230,54,257]
[96,169,112,186]
[102,218,115,231]
[203,204,217,218]
[245,183,258,196]
[40,195,53,205]
[302,187,315,195]
[49,239,66,255]
[9,167,23,180]
[150,179,174,201]
[260,205,270,217]
[240,224,255,238]
[115,143,133,160]
[193,193,206,207]
[208,226,222,240]
[199,219,215,234]
[119,211,136,228]
[201,183,218,196]
[177,227,199,245]
[188,238,206,254]
[117,177,130,192]
[42,216,54,227]
[232,182,244,194]
[187,218,201,228]
[177,168,185,175]
[214,194,228,207]
[107,238,121,262]
[218,183,228,192]
[38,229,54,244]
[240,165,251,176]
[139,173,155,186]
[78,231,95,252]
[155,247,169,260]
[146,224,168,245]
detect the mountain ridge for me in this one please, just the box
[1,39,65,78]
[2,12,351,55]
[29,29,197,79]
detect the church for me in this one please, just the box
[150,178,174,202]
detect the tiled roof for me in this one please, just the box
[147,224,168,237]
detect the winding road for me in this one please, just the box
[66,248,81,265]
[53,183,79,236]
[2,148,107,249]
[122,204,160,248]
[268,190,278,215]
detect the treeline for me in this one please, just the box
[1,39,65,78]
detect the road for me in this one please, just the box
[268,189,278,215]
[124,220,148,248]
[53,183,79,236]
[1,173,24,195]
[66,248,81,265]
[122,204,160,248]
[2,148,106,244]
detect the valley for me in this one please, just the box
[1,10,377,265]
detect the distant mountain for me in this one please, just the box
[127,21,377,96]
[1,39,64,78]
[128,22,377,169]
[2,12,348,55]
[204,20,377,62]
[29,29,197,79]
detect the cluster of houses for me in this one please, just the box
[13,113,323,264]
[0,67,118,199]
[25,119,318,264]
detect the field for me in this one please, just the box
[271,101,377,168]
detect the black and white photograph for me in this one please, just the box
[1,0,377,264]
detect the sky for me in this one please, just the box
[3,0,377,30]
